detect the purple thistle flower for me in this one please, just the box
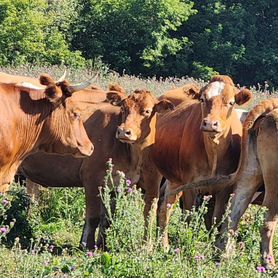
[195,255,205,261]
[126,179,132,186]
[0,227,7,234]
[266,255,272,261]
[2,199,9,206]
[87,251,94,257]
[166,203,172,209]
[116,187,121,193]
[127,187,133,194]
[256,266,266,273]
[48,245,54,253]
[203,195,212,201]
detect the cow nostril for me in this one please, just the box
[125,130,131,137]
[203,120,208,126]
[212,121,219,127]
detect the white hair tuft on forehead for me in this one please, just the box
[206,81,225,99]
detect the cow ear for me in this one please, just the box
[106,91,127,106]
[39,74,55,86]
[44,87,63,103]
[154,100,175,113]
[235,88,252,105]
[184,84,201,99]
[109,84,126,94]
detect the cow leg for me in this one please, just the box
[260,189,278,268]
[26,179,44,201]
[80,183,102,250]
[257,115,278,268]
[158,182,182,250]
[212,187,233,228]
[138,165,162,238]
[217,144,263,253]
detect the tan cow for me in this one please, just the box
[20,89,174,249]
[0,73,94,192]
[149,75,252,249]
[158,83,201,106]
[171,98,278,268]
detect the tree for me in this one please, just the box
[0,0,85,67]
[71,0,196,76]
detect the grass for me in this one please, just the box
[0,65,277,277]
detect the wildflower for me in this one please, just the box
[116,187,121,193]
[2,199,9,206]
[166,203,172,209]
[238,241,245,250]
[195,255,205,261]
[87,251,94,257]
[203,195,212,201]
[256,266,266,273]
[48,245,54,253]
[0,227,7,234]
[127,187,133,194]
[215,262,221,268]
[126,179,132,186]
[174,248,180,254]
[94,245,98,251]
[266,255,272,261]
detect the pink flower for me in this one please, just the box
[256,266,266,273]
[127,187,133,194]
[116,187,121,193]
[203,195,212,201]
[0,227,7,234]
[2,199,9,206]
[87,251,94,257]
[174,248,180,254]
[166,203,172,209]
[126,179,132,186]
[195,255,205,261]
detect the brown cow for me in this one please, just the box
[158,83,201,106]
[171,98,278,268]
[0,73,94,192]
[149,75,252,249]
[20,89,174,249]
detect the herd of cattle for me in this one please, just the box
[0,71,277,269]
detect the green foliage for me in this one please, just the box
[0,0,85,67]
[182,0,278,86]
[72,0,196,76]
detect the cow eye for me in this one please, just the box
[142,109,152,116]
[72,111,81,119]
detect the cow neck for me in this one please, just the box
[120,114,157,183]
[16,91,59,158]
[203,127,232,176]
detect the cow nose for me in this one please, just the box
[201,119,220,131]
[117,127,132,139]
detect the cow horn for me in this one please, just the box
[56,70,67,83]
[68,74,98,93]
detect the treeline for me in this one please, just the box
[0,0,277,87]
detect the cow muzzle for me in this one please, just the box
[116,126,137,143]
[74,142,94,158]
[201,118,222,133]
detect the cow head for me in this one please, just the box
[193,75,252,137]
[39,74,94,157]
[107,89,174,143]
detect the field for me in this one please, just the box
[0,66,277,277]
